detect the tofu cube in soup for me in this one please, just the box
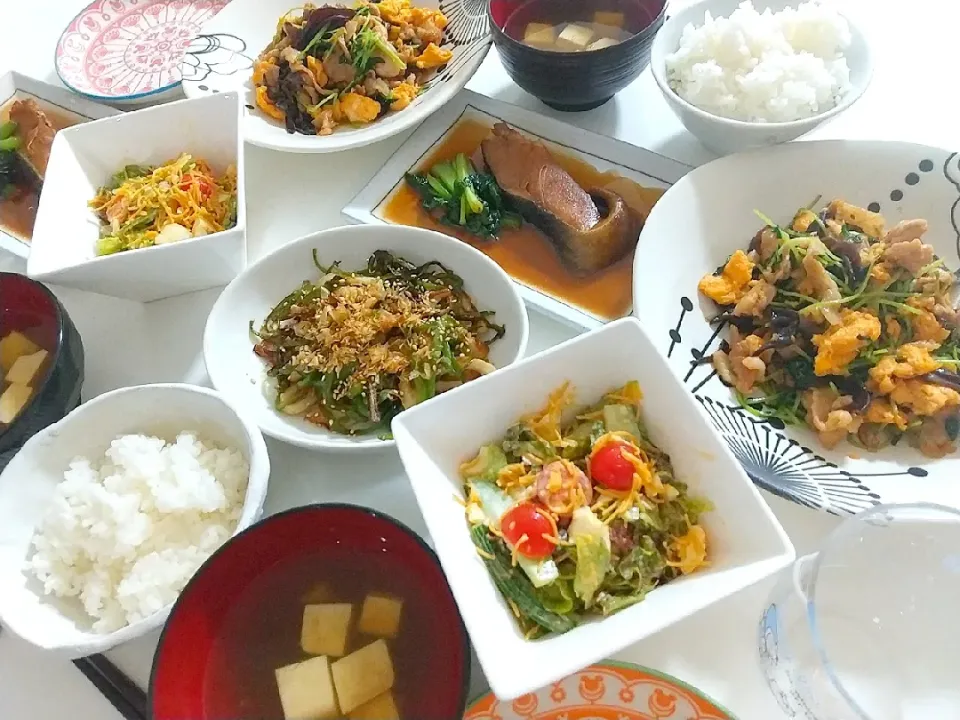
[0,331,39,373]
[588,36,620,51]
[524,22,556,47]
[332,639,395,713]
[557,23,594,51]
[6,349,48,385]
[301,603,352,657]
[594,10,625,27]
[0,383,33,424]
[349,691,400,720]
[358,594,403,638]
[275,656,339,720]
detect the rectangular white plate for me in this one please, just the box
[343,89,693,330]
[0,71,120,259]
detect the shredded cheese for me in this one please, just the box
[511,534,529,566]
[666,524,709,574]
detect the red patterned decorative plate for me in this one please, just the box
[55,0,229,105]
[465,662,736,720]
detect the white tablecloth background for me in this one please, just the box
[0,1,952,717]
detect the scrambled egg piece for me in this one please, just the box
[869,263,892,288]
[305,55,327,87]
[415,42,453,69]
[252,58,274,85]
[868,342,941,394]
[890,380,960,416]
[390,81,419,111]
[811,310,881,376]
[376,0,412,23]
[864,399,909,430]
[827,199,885,238]
[411,7,448,29]
[913,309,950,343]
[885,317,901,340]
[698,250,755,305]
[255,85,284,120]
[338,93,381,123]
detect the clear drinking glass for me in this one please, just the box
[758,503,960,720]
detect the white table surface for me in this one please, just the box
[0,1,952,717]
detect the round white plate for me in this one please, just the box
[634,141,960,515]
[179,0,491,153]
[55,0,229,106]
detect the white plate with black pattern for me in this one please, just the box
[633,141,960,515]
[178,0,490,153]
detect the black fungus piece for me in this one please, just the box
[294,7,356,50]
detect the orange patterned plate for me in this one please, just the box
[464,662,735,720]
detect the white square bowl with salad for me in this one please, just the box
[393,316,795,700]
[26,91,245,303]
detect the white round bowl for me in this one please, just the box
[0,383,270,657]
[650,0,873,155]
[203,224,530,452]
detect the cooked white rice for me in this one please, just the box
[665,1,852,123]
[28,432,249,633]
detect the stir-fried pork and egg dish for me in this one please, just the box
[462,382,711,638]
[89,154,237,256]
[253,0,452,136]
[700,200,960,458]
[252,250,504,437]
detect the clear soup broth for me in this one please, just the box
[504,0,646,52]
[202,549,441,720]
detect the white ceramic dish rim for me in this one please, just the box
[0,382,271,657]
[392,316,796,699]
[179,0,493,153]
[202,224,530,452]
[25,91,245,279]
[650,0,874,129]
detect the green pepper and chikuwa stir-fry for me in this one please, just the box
[252,249,505,437]
[461,381,711,639]
[699,199,960,458]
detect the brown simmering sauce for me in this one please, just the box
[0,97,79,242]
[381,119,664,321]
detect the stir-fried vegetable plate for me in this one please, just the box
[700,199,960,458]
[462,381,711,639]
[253,0,453,136]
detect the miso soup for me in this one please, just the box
[505,0,645,52]
[203,550,442,720]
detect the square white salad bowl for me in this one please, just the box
[27,92,245,302]
[392,316,794,699]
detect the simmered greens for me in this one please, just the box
[252,250,505,437]
[405,153,520,240]
[461,382,711,639]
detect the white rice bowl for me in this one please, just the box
[665,1,852,123]
[28,432,249,634]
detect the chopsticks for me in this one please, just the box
[72,654,147,720]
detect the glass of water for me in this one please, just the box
[759,503,960,720]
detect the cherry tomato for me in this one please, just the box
[500,503,556,560]
[590,442,636,491]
